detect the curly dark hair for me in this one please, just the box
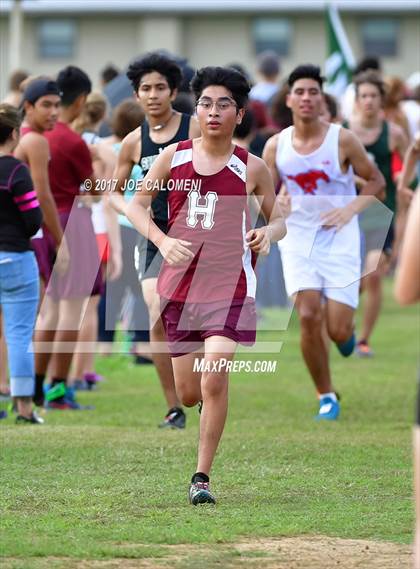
[126,52,183,93]
[288,65,324,89]
[191,66,250,109]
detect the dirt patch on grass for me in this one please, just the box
[234,536,412,568]
[2,536,413,569]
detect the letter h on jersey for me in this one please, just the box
[186,189,218,230]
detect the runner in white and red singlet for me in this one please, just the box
[263,65,385,421]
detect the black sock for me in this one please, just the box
[191,472,209,484]
[51,377,66,387]
[33,374,45,403]
[168,406,183,414]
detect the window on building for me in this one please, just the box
[38,20,76,58]
[361,19,399,57]
[253,18,292,56]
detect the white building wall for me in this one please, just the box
[137,17,184,55]
[184,16,254,69]
[17,16,139,87]
[0,12,419,99]
[0,19,9,93]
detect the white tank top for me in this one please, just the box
[81,131,106,235]
[276,123,360,258]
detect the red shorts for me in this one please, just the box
[96,233,110,263]
[160,297,257,357]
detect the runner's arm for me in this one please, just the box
[320,130,385,230]
[262,134,281,189]
[23,135,64,246]
[246,155,287,255]
[11,164,43,237]
[126,143,173,247]
[102,193,122,281]
[109,129,138,215]
[126,144,194,265]
[397,135,420,194]
[394,189,420,305]
[391,122,409,161]
[342,129,385,215]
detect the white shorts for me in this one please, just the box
[280,248,361,309]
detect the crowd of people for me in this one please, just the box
[0,51,419,515]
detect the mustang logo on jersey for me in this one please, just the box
[186,188,218,230]
[286,169,330,195]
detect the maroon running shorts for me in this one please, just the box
[160,296,257,357]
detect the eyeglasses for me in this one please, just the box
[196,97,238,111]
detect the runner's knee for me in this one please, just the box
[328,321,353,344]
[177,383,201,407]
[201,371,228,399]
[299,306,323,332]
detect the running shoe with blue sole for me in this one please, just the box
[315,395,340,421]
[336,332,356,357]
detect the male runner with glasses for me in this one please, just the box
[127,66,286,505]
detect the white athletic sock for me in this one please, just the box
[319,392,337,402]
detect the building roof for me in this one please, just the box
[2,0,420,13]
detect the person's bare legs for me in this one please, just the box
[359,249,387,345]
[325,299,355,345]
[71,295,100,381]
[196,336,236,476]
[173,337,235,478]
[16,397,33,418]
[34,294,59,379]
[49,297,87,384]
[142,278,180,410]
[415,425,420,569]
[295,290,332,395]
[314,306,332,399]
[171,350,203,408]
[321,306,331,355]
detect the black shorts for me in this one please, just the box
[135,220,167,281]
[362,222,394,260]
[382,223,394,256]
[135,238,163,281]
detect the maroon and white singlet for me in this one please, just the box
[157,139,257,356]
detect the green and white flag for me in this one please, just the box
[325,3,355,98]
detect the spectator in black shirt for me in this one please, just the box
[0,103,43,424]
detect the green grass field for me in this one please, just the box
[1,279,418,568]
